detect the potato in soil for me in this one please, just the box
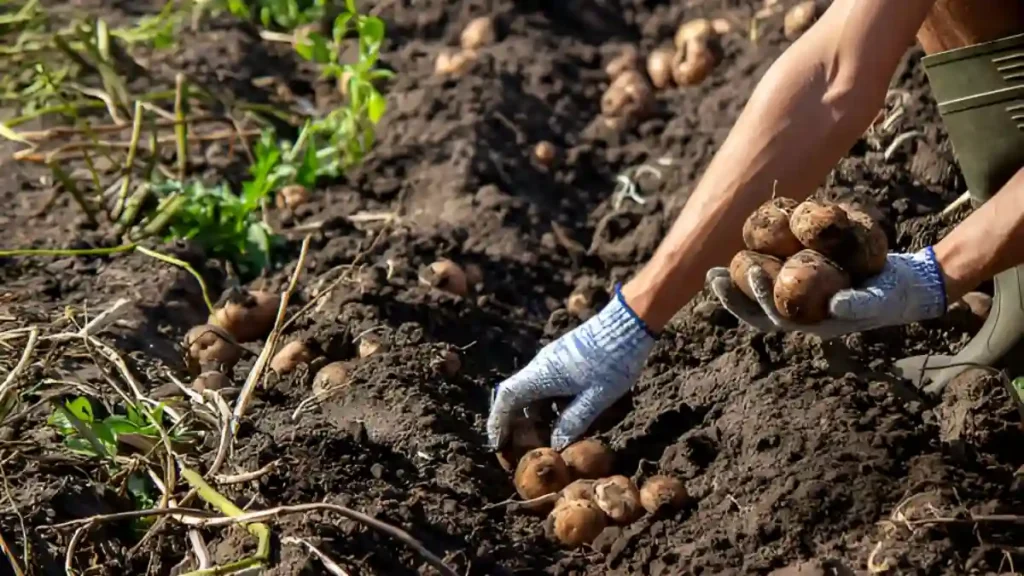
[193,371,230,392]
[210,290,280,343]
[784,0,818,40]
[496,414,546,472]
[593,475,643,523]
[605,45,639,79]
[646,47,675,89]
[742,196,802,258]
[419,259,469,297]
[639,475,689,513]
[788,198,854,258]
[836,204,888,279]
[460,16,495,50]
[550,499,607,547]
[674,18,714,49]
[184,324,241,373]
[673,39,716,86]
[270,340,314,375]
[560,439,614,480]
[729,250,783,301]
[514,448,572,507]
[312,361,349,396]
[601,69,655,121]
[773,249,851,324]
[557,479,597,506]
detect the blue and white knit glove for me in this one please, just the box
[487,285,656,451]
[707,247,948,339]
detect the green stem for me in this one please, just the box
[174,74,188,180]
[46,162,97,225]
[113,101,145,220]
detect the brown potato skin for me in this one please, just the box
[728,251,784,301]
[788,199,856,258]
[646,47,675,89]
[639,475,689,513]
[211,290,280,343]
[672,39,715,86]
[560,439,614,480]
[551,499,606,547]
[837,205,888,280]
[514,448,572,504]
[772,249,851,324]
[594,475,643,523]
[557,479,597,506]
[742,197,803,258]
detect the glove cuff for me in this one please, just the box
[914,246,949,320]
[610,283,658,339]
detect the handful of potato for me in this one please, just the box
[729,196,888,324]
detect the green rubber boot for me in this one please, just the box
[894,32,1024,396]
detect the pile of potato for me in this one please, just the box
[435,16,495,76]
[729,196,888,323]
[499,416,688,547]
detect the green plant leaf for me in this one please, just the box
[104,415,141,435]
[367,90,386,124]
[91,420,118,456]
[66,397,94,423]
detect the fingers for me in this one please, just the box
[487,356,585,449]
[550,386,620,450]
[745,265,790,327]
[829,286,886,321]
[708,266,779,332]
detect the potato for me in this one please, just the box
[646,47,675,89]
[837,205,888,279]
[601,69,655,120]
[210,290,280,343]
[184,324,241,373]
[270,340,314,375]
[741,196,803,258]
[533,141,558,167]
[460,16,495,50]
[772,249,851,324]
[788,199,854,257]
[711,17,733,35]
[674,18,714,50]
[436,349,461,376]
[275,184,309,210]
[560,439,614,480]
[435,49,477,76]
[514,448,572,502]
[557,479,597,505]
[550,499,607,547]
[419,259,469,297]
[193,371,230,392]
[566,290,593,319]
[784,0,817,40]
[605,46,639,79]
[593,475,643,523]
[672,39,715,87]
[639,475,689,513]
[312,361,349,396]
[728,251,783,301]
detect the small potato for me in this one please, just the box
[435,49,477,76]
[184,324,241,373]
[533,141,558,167]
[711,17,733,35]
[646,47,676,90]
[550,499,607,547]
[419,259,469,297]
[674,18,714,50]
[312,361,349,396]
[742,196,803,258]
[837,205,888,280]
[514,448,572,503]
[788,199,855,258]
[270,340,314,375]
[601,69,655,120]
[772,249,851,324]
[496,415,546,472]
[193,371,230,392]
[784,0,817,40]
[672,39,715,86]
[557,479,597,505]
[210,290,280,343]
[460,16,496,50]
[605,46,639,79]
[639,475,689,513]
[728,250,783,301]
[594,475,643,523]
[560,439,614,480]
[275,184,310,210]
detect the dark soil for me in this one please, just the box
[3,1,1024,575]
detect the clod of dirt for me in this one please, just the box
[193,371,230,392]
[593,475,643,523]
[435,349,461,376]
[532,141,558,167]
[460,16,496,50]
[742,196,802,258]
[464,263,484,287]
[514,448,572,506]
[784,1,818,40]
[270,340,314,375]
[210,290,280,343]
[312,361,349,396]
[673,39,716,87]
[275,184,309,210]
[560,438,614,480]
[639,474,689,514]
[357,335,388,358]
[646,47,676,90]
[674,18,715,49]
[419,259,469,297]
[550,499,607,547]
[184,324,241,374]
[496,414,547,472]
[711,17,733,35]
[601,69,655,122]
[435,49,478,76]
[773,249,851,324]
[605,45,639,79]
[729,250,783,301]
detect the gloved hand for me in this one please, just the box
[706,246,948,339]
[487,285,657,451]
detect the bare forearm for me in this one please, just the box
[934,168,1024,302]
[622,0,937,331]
